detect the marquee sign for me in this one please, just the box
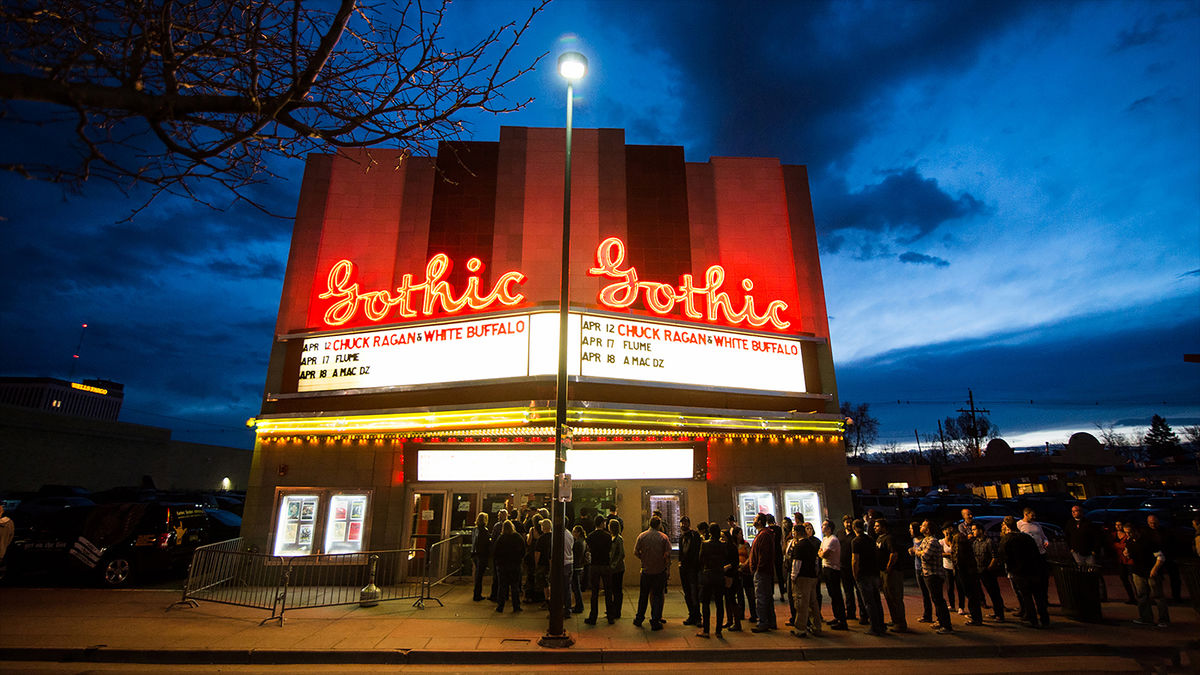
[296,311,806,395]
[313,237,793,331]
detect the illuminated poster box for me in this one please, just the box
[296,310,806,395]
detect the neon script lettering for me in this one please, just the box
[588,237,790,330]
[319,256,526,326]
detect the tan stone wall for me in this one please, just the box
[705,436,852,525]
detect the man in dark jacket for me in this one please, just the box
[837,515,859,621]
[492,520,526,613]
[1000,516,1048,628]
[585,515,616,624]
[471,512,491,601]
[679,515,702,626]
[1065,505,1102,565]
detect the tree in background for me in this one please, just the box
[1095,422,1145,463]
[1142,414,1182,460]
[840,401,879,459]
[940,412,998,461]
[0,0,548,212]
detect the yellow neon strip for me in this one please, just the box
[254,407,843,436]
[70,382,108,395]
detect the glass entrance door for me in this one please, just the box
[408,491,446,552]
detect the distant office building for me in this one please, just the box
[0,376,124,421]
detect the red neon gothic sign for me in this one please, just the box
[318,256,526,326]
[317,238,791,330]
[587,237,791,330]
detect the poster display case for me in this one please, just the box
[271,489,373,556]
[736,490,776,540]
[783,490,822,529]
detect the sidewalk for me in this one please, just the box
[1,577,1196,666]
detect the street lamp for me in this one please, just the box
[539,50,587,650]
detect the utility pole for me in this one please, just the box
[956,389,990,459]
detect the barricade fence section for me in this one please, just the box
[178,538,427,624]
[422,534,468,606]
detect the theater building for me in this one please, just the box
[241,127,850,563]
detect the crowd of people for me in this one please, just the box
[468,503,1200,636]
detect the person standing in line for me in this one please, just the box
[721,526,743,632]
[1111,519,1137,604]
[766,514,786,602]
[633,515,671,630]
[1001,516,1049,628]
[916,520,953,634]
[487,508,509,602]
[470,512,491,601]
[909,521,933,624]
[1018,508,1050,556]
[970,522,1006,622]
[525,514,543,604]
[957,508,975,540]
[571,524,588,614]
[1145,514,1180,603]
[952,528,984,626]
[818,520,848,630]
[803,521,823,614]
[585,515,616,625]
[941,524,962,614]
[851,519,887,637]
[695,522,728,638]
[788,522,821,638]
[678,515,703,627]
[1123,521,1169,627]
[532,519,553,607]
[735,526,757,625]
[874,519,908,632]
[838,515,861,623]
[749,513,778,632]
[1065,504,1106,601]
[608,518,625,619]
[492,520,526,613]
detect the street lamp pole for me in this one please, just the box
[540,50,587,649]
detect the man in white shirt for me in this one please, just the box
[818,520,848,630]
[1017,508,1049,556]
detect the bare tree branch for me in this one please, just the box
[0,0,550,214]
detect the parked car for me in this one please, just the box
[66,502,216,587]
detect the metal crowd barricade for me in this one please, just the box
[177,538,428,625]
[420,534,467,607]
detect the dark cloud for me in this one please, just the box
[623,0,1045,168]
[1180,268,1200,278]
[1112,14,1170,52]
[816,167,985,254]
[898,251,950,267]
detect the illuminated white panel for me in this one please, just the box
[296,311,805,395]
[297,315,531,392]
[570,314,804,393]
[273,494,320,557]
[417,447,695,481]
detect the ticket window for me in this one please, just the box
[783,490,822,528]
[647,491,683,546]
[323,493,369,555]
[736,491,776,541]
[274,494,320,557]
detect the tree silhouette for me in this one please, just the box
[840,401,879,458]
[1142,414,1181,460]
[0,0,547,213]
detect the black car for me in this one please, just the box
[67,502,214,587]
[8,501,226,587]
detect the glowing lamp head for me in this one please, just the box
[558,51,588,82]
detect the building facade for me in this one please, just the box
[242,127,849,564]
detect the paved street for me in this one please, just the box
[1,574,1197,672]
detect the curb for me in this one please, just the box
[0,642,1191,666]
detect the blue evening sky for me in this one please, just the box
[1,0,1196,451]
